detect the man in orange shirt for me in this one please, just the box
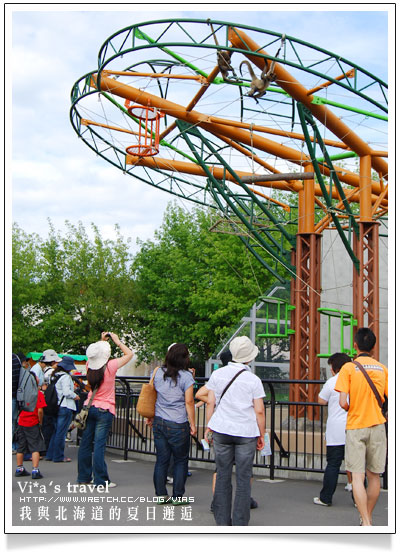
[335,328,388,527]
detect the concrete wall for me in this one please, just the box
[320,229,388,366]
[116,354,159,377]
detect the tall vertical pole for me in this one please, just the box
[290,164,321,418]
[353,155,380,358]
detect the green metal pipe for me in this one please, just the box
[134,27,209,78]
[178,122,295,276]
[316,151,358,162]
[105,24,387,123]
[297,103,360,272]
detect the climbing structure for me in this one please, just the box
[70,19,388,413]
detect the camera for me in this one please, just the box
[104,333,111,339]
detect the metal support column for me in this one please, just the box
[291,234,322,418]
[352,155,380,358]
[352,222,380,359]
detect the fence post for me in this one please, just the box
[119,379,131,461]
[268,382,276,481]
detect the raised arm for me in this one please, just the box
[104,332,133,369]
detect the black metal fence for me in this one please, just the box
[106,376,387,488]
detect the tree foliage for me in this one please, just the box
[131,203,276,362]
[12,221,136,354]
[13,204,279,362]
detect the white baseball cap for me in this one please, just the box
[86,340,111,369]
[229,336,259,363]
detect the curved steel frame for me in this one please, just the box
[70,18,388,395]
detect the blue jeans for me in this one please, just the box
[213,432,257,526]
[152,416,190,498]
[319,444,345,504]
[46,407,73,462]
[77,406,114,486]
[41,414,55,450]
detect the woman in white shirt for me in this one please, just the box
[205,336,266,526]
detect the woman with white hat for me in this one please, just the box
[77,332,132,487]
[205,336,266,526]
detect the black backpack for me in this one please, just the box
[44,373,64,416]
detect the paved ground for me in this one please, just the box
[11,440,388,529]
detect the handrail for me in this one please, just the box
[105,375,387,487]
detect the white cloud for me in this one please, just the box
[9,6,389,252]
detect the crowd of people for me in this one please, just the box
[12,326,388,527]
[12,333,133,486]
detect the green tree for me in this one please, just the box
[131,203,277,363]
[12,221,136,354]
[12,223,45,351]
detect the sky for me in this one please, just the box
[6,3,391,253]
[2,2,395,547]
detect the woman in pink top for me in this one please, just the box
[77,332,132,487]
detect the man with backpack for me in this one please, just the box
[40,349,62,449]
[12,354,23,452]
[41,349,62,385]
[15,353,38,413]
[335,328,388,527]
[15,373,47,479]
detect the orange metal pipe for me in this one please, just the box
[81,118,139,136]
[208,115,349,150]
[95,73,307,164]
[126,153,297,190]
[228,27,388,180]
[306,68,355,96]
[213,131,305,194]
[372,185,389,216]
[102,70,207,83]
[159,65,221,141]
[303,163,316,233]
[359,155,373,222]
[125,154,387,208]
[315,188,361,233]
[95,74,385,198]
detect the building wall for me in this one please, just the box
[320,229,388,365]
[205,227,388,377]
[116,354,159,377]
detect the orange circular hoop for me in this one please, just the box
[126,144,159,157]
[125,103,163,157]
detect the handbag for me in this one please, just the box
[354,360,388,422]
[73,387,98,430]
[136,367,159,418]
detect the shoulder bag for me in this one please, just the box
[73,387,98,430]
[218,368,246,404]
[354,360,388,422]
[136,367,159,418]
